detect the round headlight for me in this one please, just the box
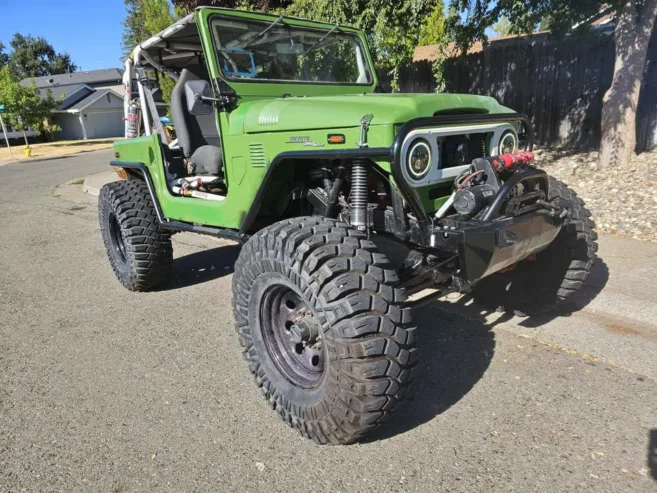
[407,140,432,179]
[498,131,518,155]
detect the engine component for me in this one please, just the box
[350,159,368,230]
[453,184,497,216]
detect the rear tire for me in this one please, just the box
[472,176,598,315]
[98,180,173,291]
[232,217,417,444]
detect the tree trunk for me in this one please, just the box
[22,130,28,147]
[599,0,657,166]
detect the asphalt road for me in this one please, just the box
[1,151,656,492]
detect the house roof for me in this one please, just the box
[413,32,551,62]
[38,84,96,110]
[21,68,124,89]
[414,7,617,63]
[64,89,123,112]
[22,67,168,113]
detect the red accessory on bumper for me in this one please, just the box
[490,151,535,171]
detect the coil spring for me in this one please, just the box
[350,160,368,229]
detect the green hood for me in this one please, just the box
[236,93,510,134]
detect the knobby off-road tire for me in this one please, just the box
[232,217,417,444]
[473,176,598,315]
[98,180,173,291]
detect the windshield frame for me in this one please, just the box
[208,13,376,87]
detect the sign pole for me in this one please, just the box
[0,113,13,160]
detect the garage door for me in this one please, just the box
[87,111,124,138]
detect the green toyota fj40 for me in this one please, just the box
[100,7,597,444]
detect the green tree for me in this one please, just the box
[444,0,657,167]
[172,0,293,14]
[418,1,446,46]
[122,0,179,114]
[0,66,63,145]
[492,16,513,36]
[122,0,149,59]
[8,34,77,79]
[0,42,9,68]
[143,0,178,113]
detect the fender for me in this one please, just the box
[238,147,390,235]
[110,160,247,242]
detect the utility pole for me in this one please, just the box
[0,105,13,160]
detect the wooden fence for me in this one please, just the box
[380,32,657,152]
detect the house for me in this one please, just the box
[20,68,166,141]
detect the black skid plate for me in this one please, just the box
[451,212,562,281]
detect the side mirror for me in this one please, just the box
[185,80,213,115]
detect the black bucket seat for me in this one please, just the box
[170,64,223,176]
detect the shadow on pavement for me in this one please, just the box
[649,429,657,481]
[364,299,498,442]
[165,243,241,290]
[365,258,608,442]
[461,258,609,329]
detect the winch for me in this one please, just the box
[447,151,536,219]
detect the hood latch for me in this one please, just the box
[357,114,374,148]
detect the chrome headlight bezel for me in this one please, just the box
[498,130,518,155]
[406,139,432,180]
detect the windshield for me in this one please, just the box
[211,16,372,85]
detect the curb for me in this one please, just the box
[83,182,101,197]
[83,170,120,197]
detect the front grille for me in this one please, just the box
[439,132,489,169]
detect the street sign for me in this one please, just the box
[0,110,14,160]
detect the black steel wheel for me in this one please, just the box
[232,217,417,445]
[108,212,128,265]
[98,180,173,291]
[259,284,325,389]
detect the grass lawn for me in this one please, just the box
[0,138,119,163]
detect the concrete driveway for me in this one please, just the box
[1,150,656,492]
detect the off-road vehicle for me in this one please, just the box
[99,7,598,444]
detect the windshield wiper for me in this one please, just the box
[304,24,340,54]
[242,16,285,50]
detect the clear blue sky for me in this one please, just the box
[0,0,126,71]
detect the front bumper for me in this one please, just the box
[455,211,562,281]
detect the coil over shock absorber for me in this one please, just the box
[350,159,368,231]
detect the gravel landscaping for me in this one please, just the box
[535,147,657,242]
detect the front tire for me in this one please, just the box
[472,176,598,315]
[98,180,173,291]
[232,217,417,444]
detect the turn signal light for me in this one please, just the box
[327,134,345,144]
